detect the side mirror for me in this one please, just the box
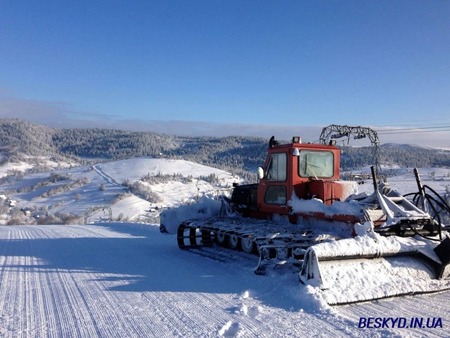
[257,167,264,180]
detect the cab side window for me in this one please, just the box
[264,152,287,205]
[266,153,287,181]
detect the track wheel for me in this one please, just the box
[228,234,240,250]
[241,236,255,254]
[276,247,290,260]
[215,231,227,246]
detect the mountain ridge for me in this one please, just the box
[1,119,449,178]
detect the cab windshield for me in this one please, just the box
[298,150,334,178]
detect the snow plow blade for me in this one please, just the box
[299,235,450,305]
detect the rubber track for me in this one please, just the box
[176,217,342,274]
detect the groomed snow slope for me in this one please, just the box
[0,223,449,337]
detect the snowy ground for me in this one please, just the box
[1,158,449,336]
[359,166,449,194]
[1,222,449,338]
[0,157,239,224]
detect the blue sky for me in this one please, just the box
[1,1,449,146]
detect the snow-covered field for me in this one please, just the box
[0,157,449,337]
[0,157,240,224]
[1,223,449,337]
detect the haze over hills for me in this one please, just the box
[1,119,450,178]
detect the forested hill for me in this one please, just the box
[1,119,449,178]
[340,143,450,169]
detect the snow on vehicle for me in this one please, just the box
[160,130,450,305]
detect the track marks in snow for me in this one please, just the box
[1,224,449,337]
[0,224,251,337]
[0,225,139,337]
[0,226,101,337]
